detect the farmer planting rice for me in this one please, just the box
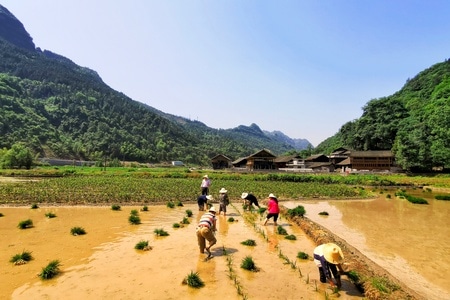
[196,206,217,258]
[241,192,261,210]
[313,243,346,289]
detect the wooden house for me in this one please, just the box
[274,154,307,171]
[329,147,352,166]
[304,154,333,172]
[349,150,395,171]
[232,149,276,170]
[211,154,232,169]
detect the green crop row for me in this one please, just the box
[0,175,373,205]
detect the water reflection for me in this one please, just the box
[285,190,450,300]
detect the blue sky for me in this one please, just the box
[3,1,450,146]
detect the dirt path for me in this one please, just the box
[0,204,364,300]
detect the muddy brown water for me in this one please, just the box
[286,189,450,300]
[0,204,363,300]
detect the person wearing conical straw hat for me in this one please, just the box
[313,243,346,288]
[218,188,229,216]
[263,193,280,226]
[196,206,217,259]
[200,174,211,195]
[241,192,261,211]
[197,194,213,211]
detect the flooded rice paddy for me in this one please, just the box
[0,187,448,299]
[286,188,450,300]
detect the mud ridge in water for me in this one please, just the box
[283,207,424,300]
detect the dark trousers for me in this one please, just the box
[318,264,339,283]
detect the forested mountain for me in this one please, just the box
[315,59,450,172]
[0,4,310,166]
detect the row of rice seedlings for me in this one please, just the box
[222,246,248,299]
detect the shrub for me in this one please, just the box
[173,223,181,228]
[227,217,235,222]
[31,203,39,209]
[18,219,33,229]
[111,204,121,211]
[142,206,149,211]
[70,227,86,235]
[181,217,190,224]
[0,212,3,217]
[182,271,204,288]
[185,209,193,217]
[129,214,141,225]
[130,209,139,216]
[286,205,306,217]
[45,212,57,218]
[318,211,329,216]
[241,256,258,271]
[10,250,33,265]
[297,251,309,260]
[176,200,184,207]
[435,195,450,201]
[134,240,152,250]
[241,239,257,246]
[154,228,169,236]
[166,201,175,208]
[38,260,61,279]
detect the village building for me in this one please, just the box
[210,154,232,169]
[214,147,398,173]
[231,149,276,170]
[305,154,334,172]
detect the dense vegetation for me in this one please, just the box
[315,59,450,172]
[1,166,449,206]
[1,5,449,171]
[0,32,300,165]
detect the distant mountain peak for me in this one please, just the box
[0,5,36,51]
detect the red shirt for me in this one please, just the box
[267,198,279,213]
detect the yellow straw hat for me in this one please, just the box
[323,243,344,264]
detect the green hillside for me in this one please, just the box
[315,59,450,172]
[0,4,307,166]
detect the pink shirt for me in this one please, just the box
[201,179,211,188]
[267,198,280,213]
